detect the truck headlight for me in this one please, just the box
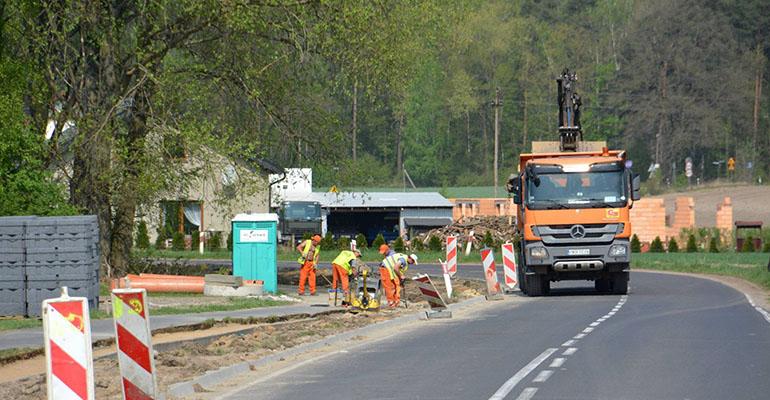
[609,245,627,257]
[530,247,548,259]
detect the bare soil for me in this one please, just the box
[0,277,484,399]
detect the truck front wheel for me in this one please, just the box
[611,271,629,294]
[525,274,549,296]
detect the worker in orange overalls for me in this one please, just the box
[331,249,361,305]
[380,252,418,308]
[297,235,321,296]
[379,243,395,257]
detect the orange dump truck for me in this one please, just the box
[506,69,641,296]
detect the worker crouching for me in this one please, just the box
[297,235,321,296]
[331,249,361,305]
[380,253,418,308]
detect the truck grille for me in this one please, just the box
[536,224,618,245]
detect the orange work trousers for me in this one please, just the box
[331,263,350,298]
[298,261,316,295]
[379,267,401,306]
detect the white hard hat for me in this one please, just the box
[409,254,419,264]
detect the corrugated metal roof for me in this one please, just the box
[283,192,453,208]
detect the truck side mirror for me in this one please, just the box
[506,174,522,204]
[631,173,641,201]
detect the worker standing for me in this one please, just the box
[380,253,418,308]
[297,235,321,296]
[331,249,361,305]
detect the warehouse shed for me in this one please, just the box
[284,192,453,241]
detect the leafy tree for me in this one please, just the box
[482,231,495,248]
[338,236,350,251]
[355,233,368,249]
[412,238,424,251]
[650,236,664,253]
[302,232,312,241]
[321,232,336,250]
[372,233,386,249]
[135,220,150,249]
[630,234,641,253]
[686,234,698,253]
[763,241,770,253]
[393,236,406,252]
[208,232,222,251]
[226,229,233,251]
[741,236,755,252]
[667,237,679,253]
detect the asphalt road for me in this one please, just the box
[216,271,770,400]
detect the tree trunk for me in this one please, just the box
[465,110,470,154]
[482,108,488,175]
[522,87,528,151]
[655,60,668,166]
[396,113,403,174]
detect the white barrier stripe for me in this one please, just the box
[48,307,88,369]
[118,350,155,396]
[51,374,85,400]
[113,302,150,344]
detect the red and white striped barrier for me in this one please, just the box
[445,236,458,277]
[439,259,453,299]
[501,243,517,292]
[42,287,95,400]
[112,289,158,400]
[481,248,503,300]
[412,274,451,318]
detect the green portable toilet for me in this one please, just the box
[231,213,279,293]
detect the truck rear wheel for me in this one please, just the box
[594,278,611,293]
[611,271,629,294]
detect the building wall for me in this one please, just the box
[449,198,516,219]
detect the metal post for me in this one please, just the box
[492,88,502,197]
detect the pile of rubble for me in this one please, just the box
[415,216,519,248]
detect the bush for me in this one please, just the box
[135,220,150,249]
[630,234,641,253]
[155,226,170,249]
[650,236,664,253]
[372,233,386,249]
[667,237,679,253]
[227,229,233,251]
[355,233,368,249]
[412,238,424,251]
[171,231,185,251]
[191,230,200,251]
[709,237,719,253]
[763,242,770,253]
[302,232,312,241]
[321,232,335,249]
[741,236,755,253]
[428,235,442,251]
[338,236,350,250]
[686,234,698,253]
[207,232,222,250]
[393,236,406,252]
[482,231,495,248]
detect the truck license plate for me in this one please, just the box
[568,249,590,256]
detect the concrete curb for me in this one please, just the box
[166,295,486,398]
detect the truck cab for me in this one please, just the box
[278,201,322,242]
[507,148,641,296]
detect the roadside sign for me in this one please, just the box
[685,157,693,178]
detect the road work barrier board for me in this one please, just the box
[112,288,159,400]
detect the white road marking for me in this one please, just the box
[745,293,770,325]
[589,322,600,327]
[562,347,578,356]
[608,311,616,316]
[582,327,594,333]
[549,358,565,368]
[573,333,586,339]
[488,348,558,400]
[597,318,607,322]
[533,370,554,383]
[515,388,538,400]
[561,339,576,346]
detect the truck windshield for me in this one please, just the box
[283,203,321,220]
[526,170,626,209]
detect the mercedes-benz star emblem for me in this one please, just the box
[570,225,586,239]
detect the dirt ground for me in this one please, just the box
[0,277,485,399]
[659,184,770,227]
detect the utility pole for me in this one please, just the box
[492,87,502,197]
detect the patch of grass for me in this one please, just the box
[632,252,770,290]
[133,248,232,260]
[0,309,110,332]
[151,298,290,316]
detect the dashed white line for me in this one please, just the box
[582,327,594,333]
[562,347,578,356]
[745,293,770,325]
[561,339,576,346]
[488,348,558,400]
[515,388,538,400]
[589,322,600,327]
[533,370,554,383]
[573,333,586,339]
[549,357,565,368]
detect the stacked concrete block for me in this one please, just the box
[0,217,28,315]
[0,215,100,317]
[629,198,666,244]
[716,197,733,232]
[667,196,695,240]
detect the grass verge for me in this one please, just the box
[632,252,770,291]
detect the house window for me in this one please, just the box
[160,200,203,235]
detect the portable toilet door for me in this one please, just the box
[231,213,279,293]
